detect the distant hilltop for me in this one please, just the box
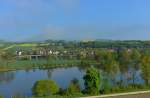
[0,39,150,43]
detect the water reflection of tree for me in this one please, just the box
[47,69,52,79]
[0,71,15,83]
[78,60,90,71]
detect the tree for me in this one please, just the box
[101,51,119,88]
[83,67,100,95]
[130,49,141,84]
[141,56,150,85]
[118,49,131,85]
[0,50,14,66]
[67,78,81,95]
[101,51,119,74]
[32,80,59,96]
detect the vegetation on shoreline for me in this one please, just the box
[0,59,81,72]
[0,40,150,97]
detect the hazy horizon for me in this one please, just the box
[0,0,150,41]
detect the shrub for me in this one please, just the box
[32,80,59,96]
[67,78,81,95]
[0,96,3,98]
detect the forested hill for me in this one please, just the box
[79,40,150,48]
[0,40,150,51]
[45,40,150,48]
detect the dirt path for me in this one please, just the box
[80,90,150,98]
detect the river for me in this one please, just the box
[0,67,144,98]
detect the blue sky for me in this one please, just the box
[0,0,150,41]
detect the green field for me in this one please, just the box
[2,43,49,51]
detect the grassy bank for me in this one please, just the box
[0,59,81,72]
[0,59,100,72]
[4,89,150,98]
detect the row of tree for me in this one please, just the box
[32,54,150,97]
[93,48,150,86]
[32,67,100,96]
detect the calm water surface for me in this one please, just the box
[0,67,144,98]
[0,67,85,98]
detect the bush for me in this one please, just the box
[58,88,68,96]
[67,78,81,95]
[0,96,3,98]
[32,80,59,96]
[102,79,111,94]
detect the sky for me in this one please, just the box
[0,0,150,41]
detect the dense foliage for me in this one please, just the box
[83,67,100,95]
[141,56,150,85]
[67,78,81,95]
[0,40,150,97]
[32,80,59,96]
